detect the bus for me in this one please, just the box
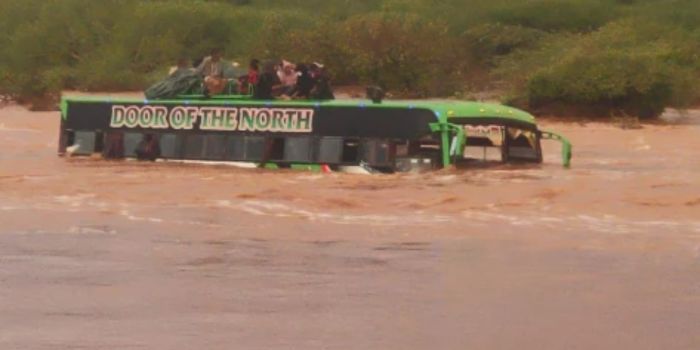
[58,95,572,172]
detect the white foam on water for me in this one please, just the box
[461,209,699,235]
[53,193,97,208]
[295,174,325,181]
[214,199,452,226]
[0,205,21,211]
[434,175,457,183]
[21,174,59,181]
[119,209,164,223]
[0,123,40,133]
[67,225,117,235]
[156,159,258,168]
[116,207,223,228]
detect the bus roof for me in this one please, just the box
[60,96,537,125]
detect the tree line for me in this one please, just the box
[1,0,699,117]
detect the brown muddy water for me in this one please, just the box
[1,100,700,349]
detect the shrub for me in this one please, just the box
[257,12,468,96]
[487,0,619,32]
[1,0,700,119]
[497,20,700,118]
[463,23,548,66]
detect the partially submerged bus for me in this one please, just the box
[58,95,572,172]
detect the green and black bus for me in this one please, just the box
[58,95,572,172]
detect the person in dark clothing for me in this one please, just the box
[253,61,281,100]
[135,134,161,161]
[103,132,125,159]
[289,63,315,99]
[309,63,334,100]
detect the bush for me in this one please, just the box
[1,0,700,118]
[496,20,700,118]
[463,23,548,66]
[257,12,468,96]
[487,0,619,32]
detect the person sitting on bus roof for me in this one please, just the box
[288,63,315,99]
[195,48,227,95]
[309,62,334,100]
[238,58,260,94]
[253,61,282,100]
[276,60,297,96]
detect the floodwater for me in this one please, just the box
[1,100,700,349]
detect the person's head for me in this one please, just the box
[282,60,295,74]
[249,59,260,71]
[210,48,223,61]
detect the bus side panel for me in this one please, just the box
[61,100,440,168]
[64,101,438,140]
[64,101,113,130]
[313,107,436,139]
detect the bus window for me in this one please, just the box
[184,134,205,159]
[72,131,96,155]
[342,139,360,163]
[394,140,438,172]
[243,136,265,161]
[463,125,504,162]
[159,134,182,159]
[317,137,343,163]
[124,132,143,158]
[362,139,392,166]
[223,136,267,161]
[506,128,540,161]
[268,137,286,161]
[94,131,105,154]
[225,136,245,161]
[284,137,313,162]
[203,134,227,160]
[103,131,125,159]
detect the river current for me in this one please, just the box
[1,100,699,349]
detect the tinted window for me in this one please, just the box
[203,135,227,160]
[463,125,504,162]
[362,139,392,166]
[73,131,96,155]
[124,132,142,158]
[184,135,205,159]
[225,136,246,160]
[317,137,343,163]
[224,136,271,161]
[284,137,313,162]
[159,134,182,159]
[244,136,265,160]
[507,128,539,161]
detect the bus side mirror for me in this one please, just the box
[541,130,572,168]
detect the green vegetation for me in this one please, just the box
[1,0,699,117]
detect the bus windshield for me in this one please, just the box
[460,124,540,164]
